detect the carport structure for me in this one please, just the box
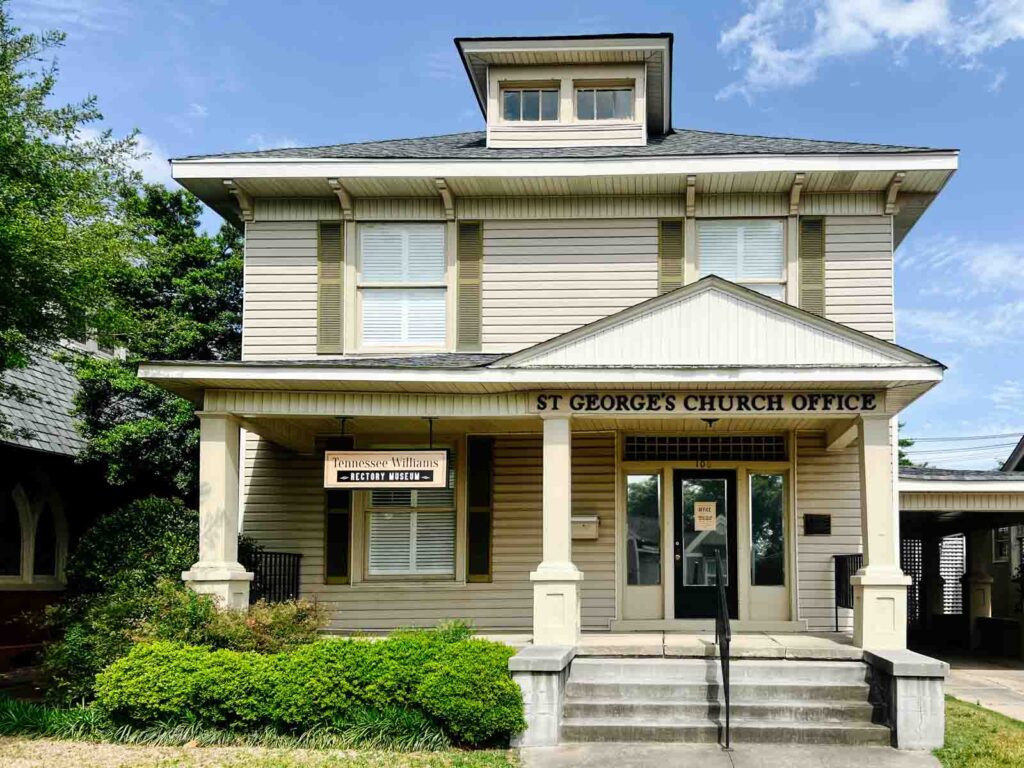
[899,466,1024,658]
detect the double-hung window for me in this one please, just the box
[576,87,633,120]
[366,460,456,577]
[697,219,786,300]
[358,223,447,348]
[503,88,559,121]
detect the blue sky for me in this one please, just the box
[10,0,1024,467]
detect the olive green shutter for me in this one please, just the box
[456,222,483,351]
[798,218,826,316]
[658,219,684,294]
[316,222,344,353]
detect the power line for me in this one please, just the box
[905,432,1022,443]
[905,443,1018,455]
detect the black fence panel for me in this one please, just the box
[244,551,302,604]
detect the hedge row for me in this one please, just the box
[94,629,524,746]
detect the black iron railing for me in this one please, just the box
[834,553,863,631]
[246,551,302,604]
[714,549,732,751]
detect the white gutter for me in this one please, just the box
[171,152,959,180]
[138,362,943,386]
[899,479,1024,493]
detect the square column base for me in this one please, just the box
[530,569,583,647]
[853,569,912,649]
[182,563,254,611]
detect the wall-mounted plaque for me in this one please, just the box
[324,450,449,490]
[803,514,832,536]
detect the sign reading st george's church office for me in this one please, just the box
[532,391,882,415]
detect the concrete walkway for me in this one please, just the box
[521,744,939,768]
[942,653,1024,721]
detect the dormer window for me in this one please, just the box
[502,87,559,121]
[576,87,634,121]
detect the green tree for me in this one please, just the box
[898,422,925,467]
[70,185,242,504]
[0,2,137,436]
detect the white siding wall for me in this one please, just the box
[795,432,863,632]
[824,216,894,341]
[481,218,659,353]
[241,431,615,632]
[242,221,318,360]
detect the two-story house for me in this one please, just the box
[140,33,958,748]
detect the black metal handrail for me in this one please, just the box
[714,548,731,751]
[833,553,863,631]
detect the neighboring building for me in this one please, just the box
[0,343,108,668]
[141,33,965,747]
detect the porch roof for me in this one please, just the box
[900,467,1024,535]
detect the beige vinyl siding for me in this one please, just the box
[242,221,319,361]
[487,123,645,148]
[824,215,894,341]
[481,218,659,352]
[241,431,615,632]
[795,432,863,632]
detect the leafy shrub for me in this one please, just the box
[93,627,523,746]
[417,640,523,746]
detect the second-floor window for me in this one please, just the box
[576,87,633,120]
[502,88,559,121]
[697,219,786,301]
[358,223,446,348]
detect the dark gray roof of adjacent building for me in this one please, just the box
[175,128,950,162]
[900,466,1024,482]
[166,353,507,369]
[1002,435,1024,472]
[0,348,85,457]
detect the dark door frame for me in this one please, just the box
[673,468,739,619]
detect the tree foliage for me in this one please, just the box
[0,1,137,434]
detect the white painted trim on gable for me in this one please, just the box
[171,152,959,181]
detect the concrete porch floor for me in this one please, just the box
[479,631,863,661]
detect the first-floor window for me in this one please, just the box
[366,460,456,577]
[358,223,447,348]
[698,219,786,300]
[994,526,1010,563]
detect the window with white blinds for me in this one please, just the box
[366,462,456,577]
[358,223,447,347]
[697,219,786,300]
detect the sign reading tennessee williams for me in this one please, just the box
[324,450,449,490]
[532,391,881,415]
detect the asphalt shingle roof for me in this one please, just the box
[900,466,1024,482]
[176,128,947,162]
[0,348,85,457]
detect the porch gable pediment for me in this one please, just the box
[491,277,937,370]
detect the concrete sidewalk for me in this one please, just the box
[943,653,1024,721]
[520,744,939,768]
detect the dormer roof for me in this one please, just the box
[455,33,673,135]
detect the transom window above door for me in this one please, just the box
[358,223,447,349]
[697,219,786,301]
[502,88,559,121]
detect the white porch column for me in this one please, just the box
[852,415,912,649]
[182,412,253,610]
[961,529,993,650]
[531,415,583,646]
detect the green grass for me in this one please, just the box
[936,696,1024,768]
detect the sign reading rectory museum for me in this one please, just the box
[531,391,882,415]
[324,450,449,490]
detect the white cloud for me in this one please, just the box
[421,49,461,81]
[899,301,1024,347]
[990,379,1024,414]
[12,0,132,34]
[899,234,1024,296]
[246,133,298,151]
[187,103,208,119]
[718,0,1024,99]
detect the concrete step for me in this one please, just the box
[564,680,872,703]
[569,657,870,685]
[560,718,892,746]
[562,699,876,723]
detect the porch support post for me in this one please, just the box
[182,412,253,610]
[531,415,582,646]
[852,415,912,649]
[961,529,993,650]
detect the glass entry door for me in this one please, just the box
[673,470,738,619]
